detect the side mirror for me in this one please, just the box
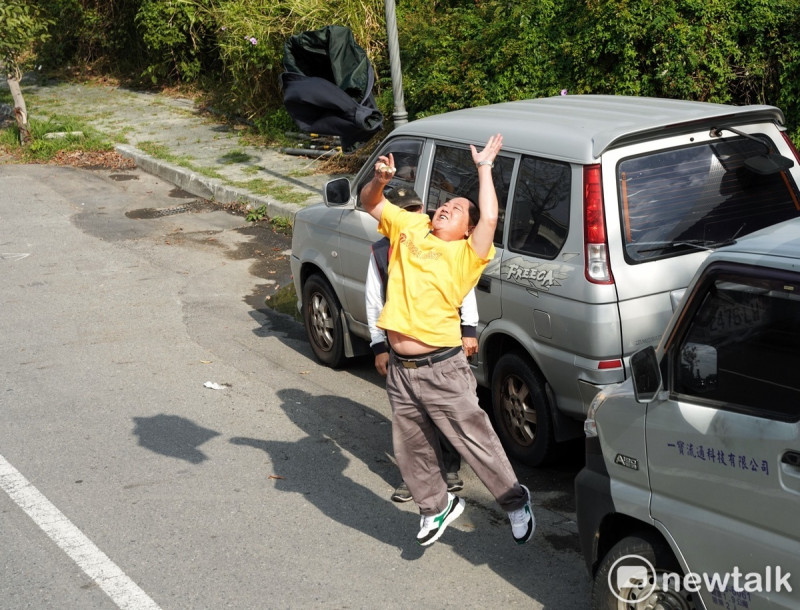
[630,346,662,403]
[324,178,352,206]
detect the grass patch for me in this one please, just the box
[267,185,315,204]
[270,216,293,235]
[110,126,133,144]
[138,140,224,180]
[230,177,274,196]
[0,114,115,162]
[244,205,292,234]
[137,141,310,200]
[190,165,225,180]
[219,150,253,164]
[0,126,22,150]
[230,178,313,204]
[241,165,262,176]
[245,205,268,222]
[137,140,173,158]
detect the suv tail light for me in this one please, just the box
[584,164,613,284]
[780,130,800,166]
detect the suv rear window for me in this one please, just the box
[618,136,800,262]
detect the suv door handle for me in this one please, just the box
[781,451,800,468]
[477,277,491,293]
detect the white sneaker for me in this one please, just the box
[508,484,535,544]
[417,492,465,546]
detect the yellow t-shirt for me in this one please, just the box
[377,201,495,346]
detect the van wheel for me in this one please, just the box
[302,274,346,368]
[491,352,555,466]
[592,533,699,610]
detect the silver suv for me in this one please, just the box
[290,95,800,465]
[575,217,800,609]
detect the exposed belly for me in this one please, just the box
[387,330,441,356]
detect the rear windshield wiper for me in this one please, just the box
[632,234,741,255]
[632,240,714,254]
[710,126,795,175]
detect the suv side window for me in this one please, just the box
[426,143,513,246]
[356,138,423,207]
[672,267,800,421]
[508,155,571,259]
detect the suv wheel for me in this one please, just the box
[491,352,554,466]
[592,533,699,610]
[302,274,346,368]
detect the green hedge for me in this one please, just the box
[33,0,800,144]
[398,0,800,144]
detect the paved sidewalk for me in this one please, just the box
[19,78,355,220]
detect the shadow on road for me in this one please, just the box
[227,387,589,604]
[229,388,421,556]
[132,413,220,464]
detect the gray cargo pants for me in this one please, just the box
[386,349,527,516]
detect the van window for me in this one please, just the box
[673,270,800,421]
[427,143,513,245]
[356,138,423,207]
[618,136,800,263]
[508,156,571,258]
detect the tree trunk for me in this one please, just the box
[7,73,31,146]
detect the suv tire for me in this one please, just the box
[491,352,555,467]
[592,532,699,610]
[302,273,346,368]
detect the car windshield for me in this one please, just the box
[618,136,800,262]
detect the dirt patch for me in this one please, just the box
[51,149,137,170]
[0,146,137,170]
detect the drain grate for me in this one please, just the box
[125,200,214,219]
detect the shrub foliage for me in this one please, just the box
[30,0,800,143]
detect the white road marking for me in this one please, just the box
[0,454,161,609]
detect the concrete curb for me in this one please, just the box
[115,144,304,222]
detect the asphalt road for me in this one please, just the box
[0,164,591,608]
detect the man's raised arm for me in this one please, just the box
[359,153,396,222]
[468,134,503,259]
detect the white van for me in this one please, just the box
[290,95,800,465]
[576,217,800,609]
